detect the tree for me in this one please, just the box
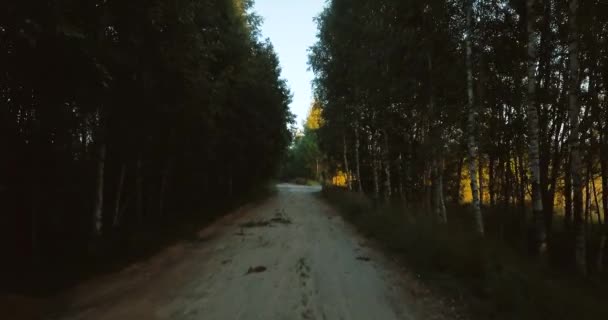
[465,0,484,235]
[1,0,294,277]
[309,0,606,273]
[525,0,546,253]
[567,0,586,275]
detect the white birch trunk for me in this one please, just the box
[465,0,484,235]
[525,0,547,253]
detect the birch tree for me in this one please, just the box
[525,0,547,253]
[567,0,586,275]
[2,0,294,265]
[465,0,484,235]
[309,0,607,277]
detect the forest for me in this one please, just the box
[3,0,608,318]
[309,0,607,317]
[0,0,292,291]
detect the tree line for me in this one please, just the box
[309,0,607,275]
[1,0,292,278]
[279,101,324,183]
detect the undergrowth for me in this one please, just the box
[5,184,276,296]
[322,186,607,320]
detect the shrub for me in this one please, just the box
[322,187,608,320]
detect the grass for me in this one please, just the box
[322,186,608,320]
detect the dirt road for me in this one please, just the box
[52,184,427,320]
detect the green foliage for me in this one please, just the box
[280,128,322,181]
[310,0,608,277]
[323,187,608,320]
[1,0,293,288]
[310,0,467,197]
[280,103,324,182]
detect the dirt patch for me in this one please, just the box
[270,217,291,224]
[240,220,272,228]
[297,257,311,279]
[240,208,292,228]
[245,266,267,275]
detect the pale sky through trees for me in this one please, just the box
[254,0,326,128]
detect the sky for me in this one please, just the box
[253,0,327,128]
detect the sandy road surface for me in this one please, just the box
[51,184,424,320]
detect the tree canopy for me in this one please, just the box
[310,0,608,274]
[1,0,293,281]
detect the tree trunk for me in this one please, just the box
[584,168,591,232]
[489,155,495,206]
[455,155,464,203]
[601,140,607,226]
[373,158,380,200]
[597,236,606,273]
[382,131,391,201]
[372,133,380,200]
[425,166,433,213]
[478,155,484,206]
[537,0,553,233]
[439,164,447,222]
[592,173,601,225]
[136,155,144,225]
[93,143,106,236]
[568,0,586,276]
[466,0,484,236]
[398,153,406,203]
[503,158,514,208]
[343,133,352,191]
[598,135,607,273]
[354,123,363,193]
[159,158,172,218]
[584,163,592,230]
[30,182,38,263]
[406,138,414,205]
[515,154,524,211]
[81,126,88,156]
[525,0,546,254]
[113,163,126,228]
[432,160,440,219]
[433,158,447,224]
[587,24,606,274]
[545,123,565,232]
[565,152,573,228]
